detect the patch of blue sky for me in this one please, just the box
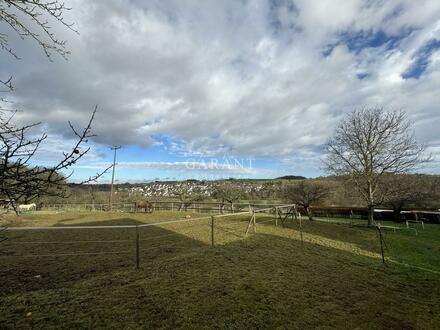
[356,72,370,80]
[323,28,413,57]
[78,137,294,182]
[402,39,440,79]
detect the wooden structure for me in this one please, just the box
[245,210,257,235]
[274,205,299,227]
[244,204,298,235]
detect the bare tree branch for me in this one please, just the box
[169,183,205,211]
[0,0,77,60]
[0,106,111,214]
[212,183,246,213]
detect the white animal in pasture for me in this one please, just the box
[18,203,36,212]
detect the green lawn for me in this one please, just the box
[1,211,439,329]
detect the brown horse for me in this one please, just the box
[136,200,153,213]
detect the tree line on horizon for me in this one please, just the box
[36,171,439,221]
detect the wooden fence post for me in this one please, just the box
[211,216,215,247]
[245,210,253,236]
[275,207,278,226]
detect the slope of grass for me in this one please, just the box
[283,216,440,274]
[0,210,203,227]
[1,211,439,329]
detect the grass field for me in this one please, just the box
[1,211,439,329]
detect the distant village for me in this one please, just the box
[117,180,267,198]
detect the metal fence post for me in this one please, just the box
[211,216,215,247]
[135,225,140,269]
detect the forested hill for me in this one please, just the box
[275,175,307,180]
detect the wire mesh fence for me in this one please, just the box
[40,201,297,214]
[42,202,137,212]
[1,204,438,276]
[371,221,439,273]
[268,214,440,274]
[0,206,295,270]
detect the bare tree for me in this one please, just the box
[380,174,432,221]
[1,0,77,112]
[212,183,246,213]
[282,181,328,220]
[0,0,76,59]
[255,181,282,200]
[1,0,76,109]
[325,108,427,226]
[0,106,111,213]
[0,1,113,215]
[169,184,204,211]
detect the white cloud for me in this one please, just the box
[2,0,440,175]
[72,158,282,180]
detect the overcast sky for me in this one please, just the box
[2,0,440,182]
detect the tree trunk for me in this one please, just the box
[305,206,313,220]
[367,205,375,226]
[392,206,402,222]
[367,181,376,226]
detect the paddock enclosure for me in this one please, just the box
[1,206,293,268]
[1,208,439,328]
[37,201,440,224]
[1,206,438,273]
